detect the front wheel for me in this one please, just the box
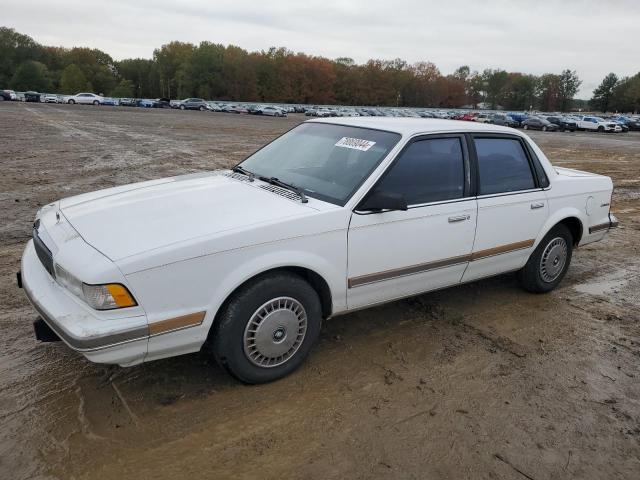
[518,224,573,293]
[68,99,75,104]
[93,100,99,105]
[542,126,547,132]
[180,105,185,110]
[598,126,605,133]
[199,106,205,111]
[523,124,529,130]
[211,272,322,383]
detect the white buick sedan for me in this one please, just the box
[20,118,617,383]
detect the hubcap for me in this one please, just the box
[540,237,568,283]
[243,297,307,368]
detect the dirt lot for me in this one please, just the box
[1,102,639,480]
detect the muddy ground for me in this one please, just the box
[0,102,638,479]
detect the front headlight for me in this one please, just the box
[82,284,137,310]
[54,264,137,310]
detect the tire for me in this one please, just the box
[180,105,185,110]
[68,99,75,104]
[598,126,605,133]
[523,124,529,130]
[93,100,99,105]
[542,126,547,132]
[199,106,205,111]
[212,272,322,383]
[518,224,573,293]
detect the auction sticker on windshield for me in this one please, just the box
[335,137,376,151]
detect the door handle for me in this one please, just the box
[448,214,470,223]
[530,202,545,210]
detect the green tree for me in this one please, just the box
[11,60,51,91]
[110,79,134,97]
[0,27,41,87]
[557,69,581,111]
[590,73,618,112]
[60,63,89,93]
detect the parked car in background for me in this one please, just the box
[612,116,640,131]
[490,113,519,127]
[459,112,477,121]
[522,116,558,131]
[137,99,155,108]
[607,119,629,132]
[102,97,119,106]
[179,98,210,111]
[1,89,17,101]
[545,116,577,132]
[474,113,492,123]
[259,106,287,117]
[42,94,58,103]
[228,105,249,114]
[507,112,529,126]
[20,118,617,383]
[314,108,333,117]
[577,116,622,133]
[24,91,41,102]
[151,98,171,108]
[67,93,104,105]
[119,98,137,107]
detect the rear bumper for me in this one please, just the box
[589,214,619,234]
[20,240,148,365]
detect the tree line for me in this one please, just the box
[1,27,638,112]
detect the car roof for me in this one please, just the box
[308,116,521,136]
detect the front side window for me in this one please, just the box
[239,123,400,205]
[371,137,465,205]
[475,138,535,195]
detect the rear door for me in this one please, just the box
[463,134,549,282]
[347,135,477,309]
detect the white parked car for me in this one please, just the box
[577,116,622,133]
[67,93,105,105]
[43,94,59,103]
[260,106,287,117]
[20,118,617,383]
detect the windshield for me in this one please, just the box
[238,123,401,206]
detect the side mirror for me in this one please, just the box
[359,190,408,212]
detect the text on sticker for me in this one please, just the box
[335,137,376,151]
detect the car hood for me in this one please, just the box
[60,172,317,261]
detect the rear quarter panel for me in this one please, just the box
[542,169,613,246]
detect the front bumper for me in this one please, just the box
[20,240,148,365]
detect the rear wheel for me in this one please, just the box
[199,105,205,111]
[212,272,322,383]
[542,126,547,132]
[180,105,185,110]
[68,99,75,104]
[523,124,529,130]
[518,224,573,293]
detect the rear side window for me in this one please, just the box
[474,138,535,195]
[374,137,465,205]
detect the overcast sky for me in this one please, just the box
[5,0,639,98]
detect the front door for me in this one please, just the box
[347,135,478,309]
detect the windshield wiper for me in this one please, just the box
[262,176,308,203]
[231,165,255,181]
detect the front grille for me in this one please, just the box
[33,227,55,278]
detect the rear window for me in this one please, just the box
[475,138,535,195]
